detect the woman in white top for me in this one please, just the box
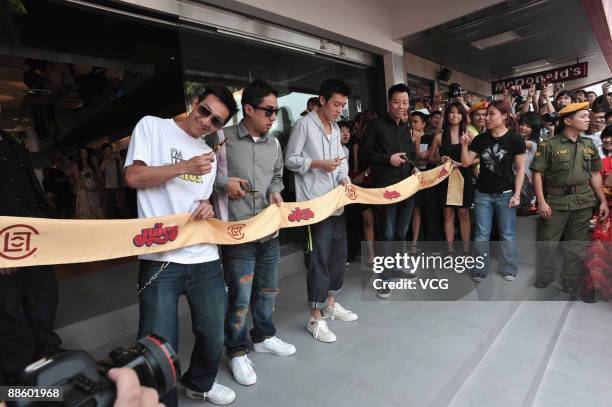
[518,112,541,183]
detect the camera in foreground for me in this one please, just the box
[16,334,180,406]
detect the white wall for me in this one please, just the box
[185,0,403,54]
[405,52,491,96]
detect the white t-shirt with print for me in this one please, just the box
[125,116,218,264]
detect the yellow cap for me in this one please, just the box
[557,102,590,116]
[469,100,488,114]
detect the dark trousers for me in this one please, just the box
[222,238,279,358]
[422,184,443,241]
[345,204,362,262]
[304,216,347,309]
[0,266,61,385]
[376,198,415,281]
[137,260,227,407]
[378,197,416,242]
[536,207,592,288]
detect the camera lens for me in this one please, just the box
[129,335,181,396]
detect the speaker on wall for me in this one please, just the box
[437,67,452,82]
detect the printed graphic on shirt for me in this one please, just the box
[481,143,507,175]
[171,148,203,183]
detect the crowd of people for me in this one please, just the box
[41,143,134,220]
[1,76,611,406]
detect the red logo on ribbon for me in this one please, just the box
[288,207,315,222]
[228,224,246,240]
[438,167,449,178]
[417,173,425,186]
[133,223,179,247]
[345,185,358,200]
[0,224,39,260]
[383,190,401,200]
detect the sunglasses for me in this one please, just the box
[254,106,280,118]
[197,105,225,129]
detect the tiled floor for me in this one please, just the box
[85,259,612,407]
[59,215,612,406]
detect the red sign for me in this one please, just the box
[383,190,401,200]
[345,185,358,200]
[288,208,315,222]
[0,224,39,260]
[228,224,246,240]
[492,62,588,94]
[133,223,179,247]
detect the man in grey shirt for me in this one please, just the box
[285,78,358,344]
[215,79,295,387]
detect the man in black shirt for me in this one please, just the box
[0,131,62,385]
[360,84,419,298]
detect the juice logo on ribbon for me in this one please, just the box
[228,224,246,240]
[288,207,315,222]
[0,224,39,260]
[133,223,179,247]
[438,167,449,178]
[345,185,358,200]
[383,190,401,200]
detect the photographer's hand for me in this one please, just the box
[109,368,163,407]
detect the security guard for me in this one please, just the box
[530,102,610,292]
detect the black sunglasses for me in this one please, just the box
[197,105,225,129]
[254,106,280,118]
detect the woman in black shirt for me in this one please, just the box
[428,102,475,255]
[460,100,526,282]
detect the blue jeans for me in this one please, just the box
[472,190,518,277]
[138,260,227,407]
[379,197,416,241]
[222,237,279,358]
[377,197,415,281]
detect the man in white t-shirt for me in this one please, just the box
[125,85,238,406]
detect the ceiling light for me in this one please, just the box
[470,31,521,50]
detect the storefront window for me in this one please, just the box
[179,23,379,146]
[0,0,184,158]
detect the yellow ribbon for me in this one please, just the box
[0,163,462,267]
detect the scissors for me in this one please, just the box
[212,137,228,154]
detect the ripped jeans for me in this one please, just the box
[222,237,279,358]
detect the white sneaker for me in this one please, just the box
[306,317,336,343]
[228,355,256,386]
[253,336,296,356]
[184,382,236,405]
[322,302,358,322]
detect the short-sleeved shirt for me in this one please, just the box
[125,116,218,264]
[469,130,526,193]
[530,133,602,210]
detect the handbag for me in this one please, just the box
[517,174,535,209]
